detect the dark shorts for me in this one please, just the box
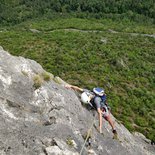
[101,108,110,118]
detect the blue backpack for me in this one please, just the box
[93,88,106,101]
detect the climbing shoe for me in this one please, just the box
[112,129,118,139]
[113,129,117,134]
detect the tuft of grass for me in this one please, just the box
[33,72,54,89]
[66,137,74,147]
[41,72,51,81]
[53,76,62,84]
[82,130,92,140]
[33,74,43,89]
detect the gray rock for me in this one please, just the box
[0,47,155,155]
[29,29,40,33]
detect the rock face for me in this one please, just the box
[0,46,155,155]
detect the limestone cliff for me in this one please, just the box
[0,46,154,155]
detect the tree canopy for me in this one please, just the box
[0,0,155,25]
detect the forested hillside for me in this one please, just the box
[0,0,155,25]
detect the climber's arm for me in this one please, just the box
[65,84,84,92]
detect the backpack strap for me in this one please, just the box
[100,95,107,104]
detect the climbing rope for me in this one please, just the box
[79,113,96,155]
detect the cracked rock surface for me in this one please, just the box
[0,46,155,155]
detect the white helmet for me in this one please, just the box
[81,92,91,103]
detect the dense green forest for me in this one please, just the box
[0,0,155,25]
[0,0,155,142]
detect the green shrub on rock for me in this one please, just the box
[33,74,43,89]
